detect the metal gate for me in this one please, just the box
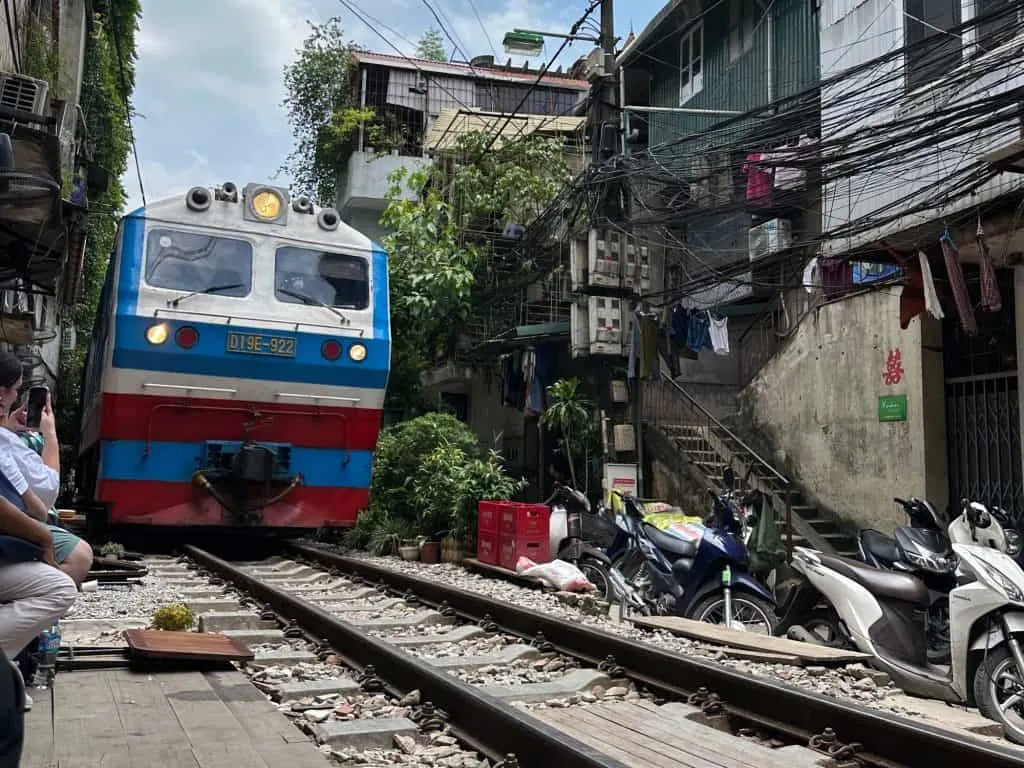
[945,372,1023,514]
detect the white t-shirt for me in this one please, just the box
[0,428,59,509]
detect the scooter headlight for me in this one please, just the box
[1006,530,1022,557]
[975,559,1024,603]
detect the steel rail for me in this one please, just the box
[289,544,1024,768]
[183,546,628,768]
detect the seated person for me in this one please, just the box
[0,472,76,711]
[0,649,24,768]
[5,403,93,586]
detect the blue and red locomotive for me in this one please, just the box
[77,182,390,531]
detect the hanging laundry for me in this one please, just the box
[640,313,660,380]
[897,256,926,330]
[627,310,641,380]
[501,353,524,408]
[772,135,818,191]
[669,305,699,360]
[686,309,712,353]
[522,348,542,415]
[819,258,853,300]
[659,308,681,378]
[941,232,977,335]
[976,221,1002,312]
[534,344,558,409]
[918,250,944,321]
[742,152,772,206]
[852,262,902,285]
[802,257,821,295]
[708,313,730,355]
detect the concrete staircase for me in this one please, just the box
[642,376,857,558]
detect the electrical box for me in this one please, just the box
[603,462,639,500]
[612,424,636,452]
[622,240,651,294]
[610,380,629,404]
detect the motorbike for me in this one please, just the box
[604,469,777,632]
[858,497,957,662]
[779,500,1024,743]
[545,481,615,599]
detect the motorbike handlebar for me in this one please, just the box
[893,497,909,507]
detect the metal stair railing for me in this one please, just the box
[642,375,798,557]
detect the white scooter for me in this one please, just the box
[783,501,1024,743]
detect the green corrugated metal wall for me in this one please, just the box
[635,0,820,147]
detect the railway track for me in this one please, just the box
[126,543,1022,768]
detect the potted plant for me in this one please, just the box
[419,537,442,564]
[440,534,464,564]
[399,538,421,561]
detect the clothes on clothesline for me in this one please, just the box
[627,308,661,381]
[743,152,773,206]
[819,258,854,300]
[709,315,730,356]
[499,344,558,414]
[941,232,978,335]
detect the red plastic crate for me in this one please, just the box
[477,501,510,534]
[476,530,500,565]
[499,533,550,571]
[499,503,550,538]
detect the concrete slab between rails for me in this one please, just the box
[253,573,333,585]
[388,626,485,646]
[199,612,278,632]
[313,598,404,612]
[181,587,229,599]
[348,612,454,630]
[478,669,614,703]
[221,628,286,645]
[274,678,363,698]
[886,692,1006,737]
[427,644,540,670]
[146,567,193,576]
[311,717,419,750]
[279,581,360,596]
[61,617,152,633]
[252,648,320,665]
[247,566,319,580]
[188,599,246,614]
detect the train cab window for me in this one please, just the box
[145,228,253,297]
[274,247,369,310]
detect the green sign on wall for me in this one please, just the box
[879,394,908,422]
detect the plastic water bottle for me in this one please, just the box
[36,622,61,686]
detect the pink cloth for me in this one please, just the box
[743,152,772,205]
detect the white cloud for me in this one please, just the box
[124,150,210,212]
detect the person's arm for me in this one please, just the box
[0,494,55,566]
[38,396,59,473]
[21,489,48,523]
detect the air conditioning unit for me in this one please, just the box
[748,218,793,262]
[0,72,49,123]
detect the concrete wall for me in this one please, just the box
[338,151,429,212]
[0,0,29,75]
[740,290,948,532]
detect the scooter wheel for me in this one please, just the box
[974,645,1024,744]
[690,591,778,635]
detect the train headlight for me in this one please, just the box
[252,190,282,220]
[348,343,367,362]
[146,322,169,345]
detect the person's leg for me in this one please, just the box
[0,651,24,767]
[50,526,92,586]
[0,562,76,658]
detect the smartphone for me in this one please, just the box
[26,386,48,429]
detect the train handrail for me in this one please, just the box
[151,307,367,336]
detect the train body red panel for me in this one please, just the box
[77,183,391,530]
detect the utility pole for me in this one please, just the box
[591,0,616,165]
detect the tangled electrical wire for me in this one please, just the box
[513,2,1024,307]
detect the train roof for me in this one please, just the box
[125,182,380,253]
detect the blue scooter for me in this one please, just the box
[605,468,777,632]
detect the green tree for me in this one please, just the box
[379,131,570,411]
[57,0,140,448]
[541,378,596,490]
[280,18,362,204]
[415,29,447,61]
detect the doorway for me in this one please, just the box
[943,266,1022,515]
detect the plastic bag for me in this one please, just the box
[515,556,596,592]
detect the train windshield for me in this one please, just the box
[145,228,253,297]
[274,247,369,310]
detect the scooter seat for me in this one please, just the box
[816,553,931,606]
[859,529,901,566]
[643,523,698,558]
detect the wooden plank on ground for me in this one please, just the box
[714,646,803,665]
[125,630,254,662]
[629,615,869,665]
[462,558,547,588]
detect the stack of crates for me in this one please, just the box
[477,501,552,570]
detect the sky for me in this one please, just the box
[123,0,661,211]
